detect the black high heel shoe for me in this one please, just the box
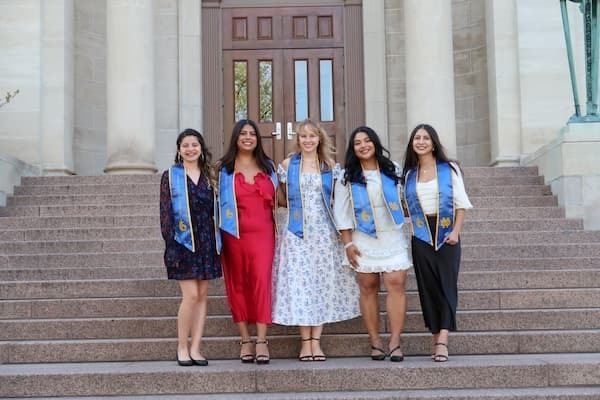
[299,337,313,361]
[240,340,255,364]
[388,344,404,362]
[370,346,387,361]
[255,340,270,365]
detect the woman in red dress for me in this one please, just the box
[217,119,277,364]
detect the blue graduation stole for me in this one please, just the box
[169,165,195,252]
[349,169,404,238]
[218,165,277,239]
[286,153,336,238]
[404,161,454,250]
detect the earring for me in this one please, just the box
[177,153,182,163]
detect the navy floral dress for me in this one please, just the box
[160,170,222,281]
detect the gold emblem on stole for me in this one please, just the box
[440,217,451,228]
[361,211,371,222]
[389,202,400,211]
[226,209,233,218]
[294,210,300,220]
[178,220,188,231]
[416,217,425,228]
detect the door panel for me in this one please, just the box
[223,6,346,165]
[223,50,284,160]
[283,48,344,161]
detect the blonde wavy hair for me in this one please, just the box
[293,119,336,171]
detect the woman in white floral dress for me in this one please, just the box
[333,126,412,362]
[272,120,360,362]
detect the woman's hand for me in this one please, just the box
[345,244,362,270]
[444,230,460,245]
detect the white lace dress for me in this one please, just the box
[333,169,413,273]
[272,167,361,326]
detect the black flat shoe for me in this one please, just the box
[191,357,208,366]
[176,354,193,367]
[370,346,386,361]
[388,344,404,362]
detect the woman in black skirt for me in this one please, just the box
[402,124,473,362]
[160,129,222,366]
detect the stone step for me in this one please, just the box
[461,218,583,232]
[462,243,600,259]
[5,193,557,209]
[2,246,599,270]
[2,269,599,300]
[0,227,159,241]
[467,184,552,196]
[21,175,162,186]
[461,166,539,177]
[1,330,599,364]
[0,266,166,281]
[0,215,158,229]
[460,230,600,245]
[17,167,539,187]
[3,288,599,320]
[0,353,598,397]
[0,204,567,219]
[5,237,599,256]
[16,387,600,400]
[1,256,599,281]
[1,226,596,245]
[3,308,600,340]
[0,219,586,242]
[14,181,552,197]
[4,241,597,261]
[0,204,158,217]
[13,183,159,196]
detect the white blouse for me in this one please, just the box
[415,165,473,215]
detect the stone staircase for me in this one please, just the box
[1,166,599,399]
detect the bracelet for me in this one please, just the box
[344,241,354,249]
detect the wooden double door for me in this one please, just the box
[222,6,346,164]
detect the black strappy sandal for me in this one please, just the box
[433,342,448,362]
[370,345,387,361]
[255,340,270,365]
[388,344,404,362]
[310,338,327,361]
[239,340,255,364]
[299,338,313,361]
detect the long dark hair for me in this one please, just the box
[343,126,399,185]
[218,119,274,174]
[401,123,459,181]
[174,128,215,186]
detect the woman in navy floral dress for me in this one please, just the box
[160,129,222,366]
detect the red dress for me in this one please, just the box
[221,172,276,324]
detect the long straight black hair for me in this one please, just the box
[401,123,459,181]
[343,126,399,185]
[218,119,274,174]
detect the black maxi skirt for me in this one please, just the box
[411,216,461,334]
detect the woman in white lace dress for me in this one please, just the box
[272,120,360,362]
[333,126,413,362]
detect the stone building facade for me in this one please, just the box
[1,0,599,227]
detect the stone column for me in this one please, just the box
[486,0,522,166]
[404,0,457,157]
[41,0,75,175]
[105,0,156,174]
[362,0,388,147]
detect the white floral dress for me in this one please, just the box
[272,166,361,326]
[333,169,413,273]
